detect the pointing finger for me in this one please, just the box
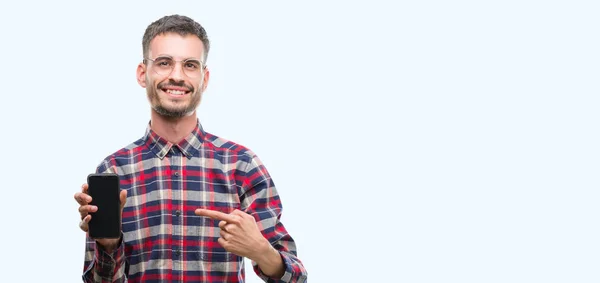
[195,208,238,223]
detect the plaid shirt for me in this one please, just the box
[82,120,307,283]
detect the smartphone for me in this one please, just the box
[87,173,121,239]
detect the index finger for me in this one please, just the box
[74,184,92,205]
[195,208,237,223]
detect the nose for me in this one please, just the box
[168,61,185,81]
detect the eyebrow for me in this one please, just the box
[154,54,202,61]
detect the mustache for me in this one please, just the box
[158,80,194,92]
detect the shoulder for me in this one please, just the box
[203,131,259,161]
[95,138,147,174]
[201,131,273,175]
[203,132,275,191]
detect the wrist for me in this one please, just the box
[254,242,285,278]
[254,240,282,264]
[96,236,121,254]
[252,239,274,264]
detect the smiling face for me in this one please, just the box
[136,32,210,118]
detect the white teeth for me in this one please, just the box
[166,89,185,95]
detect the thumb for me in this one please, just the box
[119,189,128,209]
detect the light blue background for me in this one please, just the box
[0,1,598,282]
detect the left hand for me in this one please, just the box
[195,208,270,260]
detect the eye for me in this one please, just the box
[185,61,201,70]
[155,58,173,67]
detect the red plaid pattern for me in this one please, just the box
[81,120,307,283]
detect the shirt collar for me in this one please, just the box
[143,119,206,159]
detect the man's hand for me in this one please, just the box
[194,209,268,259]
[74,183,127,253]
[195,208,285,278]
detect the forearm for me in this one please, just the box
[97,238,120,254]
[240,154,308,282]
[254,243,285,278]
[250,231,308,283]
[251,237,308,283]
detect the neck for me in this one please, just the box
[150,110,198,144]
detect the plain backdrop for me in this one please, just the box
[0,1,598,282]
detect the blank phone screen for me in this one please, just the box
[88,174,121,239]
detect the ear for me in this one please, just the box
[136,62,147,88]
[201,67,210,93]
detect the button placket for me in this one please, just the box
[169,145,184,264]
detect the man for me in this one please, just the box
[73,14,307,283]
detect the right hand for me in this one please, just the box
[74,183,127,252]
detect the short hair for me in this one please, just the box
[142,14,210,62]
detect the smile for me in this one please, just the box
[161,88,191,96]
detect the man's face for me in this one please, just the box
[137,33,209,118]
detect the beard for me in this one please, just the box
[147,79,203,118]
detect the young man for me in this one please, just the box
[73,14,307,283]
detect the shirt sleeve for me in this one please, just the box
[82,233,128,283]
[239,152,308,283]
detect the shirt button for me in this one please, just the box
[174,249,180,256]
[174,171,179,177]
[175,210,180,216]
